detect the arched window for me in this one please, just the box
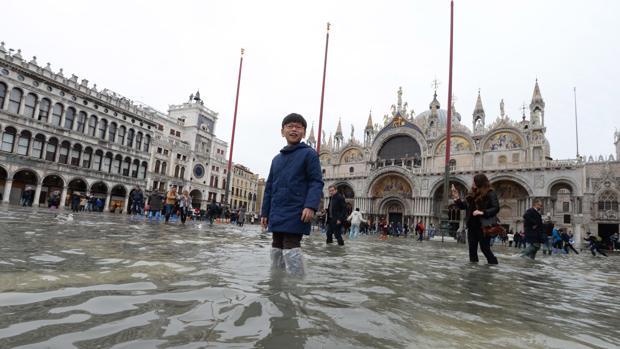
[112,155,122,174]
[144,134,151,152]
[92,150,103,171]
[51,103,63,126]
[180,166,185,179]
[122,157,131,176]
[103,152,113,172]
[24,93,37,118]
[64,107,76,130]
[118,125,126,145]
[598,191,619,212]
[108,122,117,143]
[174,165,180,178]
[126,128,135,147]
[58,141,70,164]
[0,82,6,108]
[449,159,457,171]
[98,119,107,140]
[71,144,82,166]
[349,166,354,173]
[154,160,161,173]
[88,115,97,137]
[76,111,87,133]
[45,137,58,161]
[8,88,22,114]
[38,98,51,122]
[1,127,17,152]
[32,134,45,159]
[161,161,167,175]
[139,162,148,179]
[135,131,143,150]
[82,147,92,168]
[16,130,31,155]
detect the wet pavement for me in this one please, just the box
[0,206,618,349]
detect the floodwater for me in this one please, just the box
[0,207,618,349]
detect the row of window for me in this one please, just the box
[152,160,187,179]
[0,83,151,153]
[0,127,148,179]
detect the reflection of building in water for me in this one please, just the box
[316,84,620,245]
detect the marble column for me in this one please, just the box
[59,186,68,208]
[104,191,112,212]
[2,179,13,203]
[123,196,129,213]
[33,183,42,207]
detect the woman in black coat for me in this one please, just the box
[452,173,499,264]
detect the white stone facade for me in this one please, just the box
[316,85,619,245]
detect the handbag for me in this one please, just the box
[480,216,507,238]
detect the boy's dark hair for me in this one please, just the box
[282,113,307,129]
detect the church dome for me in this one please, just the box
[414,108,461,126]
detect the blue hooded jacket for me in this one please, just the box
[261,142,324,235]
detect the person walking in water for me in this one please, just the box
[148,190,163,222]
[347,208,366,239]
[178,189,192,225]
[164,186,178,223]
[452,174,499,264]
[561,229,579,254]
[521,198,544,260]
[326,185,347,246]
[261,113,323,276]
[584,232,607,257]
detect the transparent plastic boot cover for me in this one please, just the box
[283,247,305,276]
[270,247,286,270]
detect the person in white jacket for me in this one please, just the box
[347,208,367,239]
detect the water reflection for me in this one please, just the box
[0,206,618,349]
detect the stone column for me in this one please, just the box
[33,183,42,207]
[33,99,41,121]
[104,191,112,212]
[123,196,129,213]
[59,186,68,209]
[2,180,13,203]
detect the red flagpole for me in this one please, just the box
[445,1,454,167]
[441,0,454,243]
[225,48,244,206]
[316,22,330,153]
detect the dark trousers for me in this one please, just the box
[180,208,188,224]
[468,229,498,264]
[272,232,303,249]
[564,243,579,254]
[326,220,345,245]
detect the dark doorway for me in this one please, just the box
[598,223,619,249]
[389,212,402,225]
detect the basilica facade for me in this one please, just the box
[311,84,620,245]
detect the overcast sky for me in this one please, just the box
[2,0,619,177]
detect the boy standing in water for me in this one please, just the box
[261,113,324,276]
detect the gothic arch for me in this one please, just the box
[369,127,427,161]
[488,174,533,196]
[11,167,41,184]
[364,167,414,197]
[481,128,525,151]
[338,145,364,164]
[332,181,355,199]
[428,176,470,198]
[547,177,580,196]
[375,196,411,215]
[432,133,475,156]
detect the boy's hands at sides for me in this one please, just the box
[261,217,268,229]
[301,208,314,223]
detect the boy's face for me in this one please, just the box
[281,122,305,144]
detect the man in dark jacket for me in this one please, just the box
[148,190,164,222]
[261,113,324,276]
[131,186,144,216]
[326,184,347,246]
[207,199,219,225]
[521,198,544,260]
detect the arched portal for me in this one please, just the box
[382,199,404,225]
[490,179,529,232]
[41,174,64,207]
[11,169,39,205]
[110,185,127,212]
[66,178,88,207]
[549,181,576,224]
[0,166,7,203]
[190,189,202,209]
